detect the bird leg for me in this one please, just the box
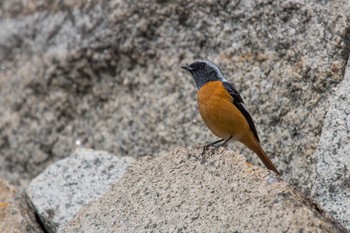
[219,136,232,147]
[201,139,223,156]
[202,136,233,154]
[204,138,225,149]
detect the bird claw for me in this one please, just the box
[201,144,211,156]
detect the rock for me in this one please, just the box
[0,0,349,198]
[26,148,135,233]
[62,147,346,233]
[0,179,42,233]
[311,58,350,230]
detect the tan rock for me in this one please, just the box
[62,147,346,233]
[0,179,41,233]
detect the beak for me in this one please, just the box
[181,65,193,72]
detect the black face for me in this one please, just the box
[181,61,222,89]
[182,61,211,75]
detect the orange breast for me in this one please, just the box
[197,81,251,140]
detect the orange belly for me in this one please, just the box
[197,81,251,140]
[197,81,280,175]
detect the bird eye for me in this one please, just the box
[199,63,205,68]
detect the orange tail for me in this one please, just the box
[254,145,280,175]
[240,134,280,175]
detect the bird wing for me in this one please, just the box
[222,82,260,142]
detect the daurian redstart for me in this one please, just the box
[182,60,280,175]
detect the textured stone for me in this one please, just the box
[311,58,350,230]
[26,148,135,233]
[0,179,41,233]
[0,0,349,198]
[62,147,346,233]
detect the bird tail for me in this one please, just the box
[254,145,280,175]
[241,135,280,175]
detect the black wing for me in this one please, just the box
[222,82,260,142]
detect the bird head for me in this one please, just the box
[181,60,226,89]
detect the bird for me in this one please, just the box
[181,60,280,175]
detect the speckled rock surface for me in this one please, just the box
[62,147,346,233]
[311,58,350,230]
[0,0,349,198]
[26,148,135,233]
[0,179,42,233]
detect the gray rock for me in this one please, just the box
[26,148,135,233]
[62,147,346,233]
[311,58,350,230]
[0,179,42,233]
